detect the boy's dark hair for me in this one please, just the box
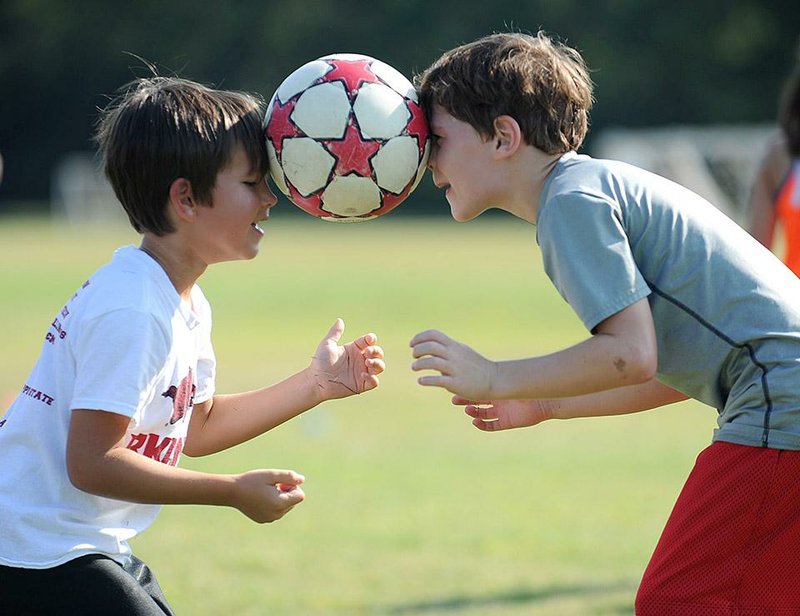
[416,31,594,154]
[95,77,268,236]
[779,39,800,157]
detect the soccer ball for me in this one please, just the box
[265,54,430,222]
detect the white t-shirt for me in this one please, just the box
[0,246,215,568]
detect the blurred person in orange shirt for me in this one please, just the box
[749,41,800,275]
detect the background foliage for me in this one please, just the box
[0,0,798,208]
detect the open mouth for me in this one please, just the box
[251,222,264,235]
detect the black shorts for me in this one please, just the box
[0,553,174,615]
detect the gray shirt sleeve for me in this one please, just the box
[537,191,651,332]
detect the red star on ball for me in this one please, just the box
[265,98,299,153]
[405,100,430,156]
[287,183,325,216]
[324,121,381,177]
[325,59,382,95]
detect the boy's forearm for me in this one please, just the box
[71,443,237,507]
[493,332,656,400]
[548,379,688,420]
[185,368,321,456]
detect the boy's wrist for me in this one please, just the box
[489,360,512,399]
[538,399,558,421]
[300,366,327,406]
[212,474,239,508]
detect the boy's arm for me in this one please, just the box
[184,370,320,456]
[66,409,305,522]
[457,378,688,432]
[184,319,384,456]
[411,297,657,401]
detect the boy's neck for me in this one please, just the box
[139,236,205,300]
[500,147,562,224]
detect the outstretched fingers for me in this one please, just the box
[360,342,385,382]
[471,417,503,432]
[361,344,384,360]
[463,403,499,421]
[464,405,504,432]
[410,355,449,373]
[360,372,381,392]
[409,329,451,351]
[364,355,385,370]
[352,332,378,352]
[451,396,504,431]
[410,330,454,390]
[410,334,451,374]
[354,341,384,392]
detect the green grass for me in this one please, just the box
[0,213,715,615]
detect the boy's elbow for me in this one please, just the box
[180,443,203,458]
[614,346,657,385]
[181,437,218,458]
[635,348,658,383]
[66,453,99,494]
[65,445,114,495]
[634,355,658,383]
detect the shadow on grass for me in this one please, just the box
[379,580,637,614]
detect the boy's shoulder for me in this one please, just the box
[77,246,182,320]
[550,151,642,180]
[542,152,634,203]
[542,151,690,205]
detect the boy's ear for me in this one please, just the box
[492,115,522,158]
[168,177,197,223]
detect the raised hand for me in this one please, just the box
[409,329,495,400]
[452,396,553,432]
[310,318,385,401]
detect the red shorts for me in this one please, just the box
[636,441,800,615]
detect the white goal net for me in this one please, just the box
[592,124,776,227]
[50,152,125,226]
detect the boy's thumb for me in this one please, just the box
[325,318,345,343]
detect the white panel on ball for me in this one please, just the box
[293,82,351,139]
[276,60,332,103]
[266,141,288,194]
[353,84,408,139]
[281,138,335,196]
[369,59,419,100]
[323,175,381,217]
[410,140,432,190]
[372,136,419,193]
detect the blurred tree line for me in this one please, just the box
[0,0,797,209]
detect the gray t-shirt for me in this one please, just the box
[537,152,800,449]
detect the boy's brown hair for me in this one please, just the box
[95,77,268,236]
[416,31,594,154]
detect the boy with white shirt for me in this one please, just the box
[0,76,385,615]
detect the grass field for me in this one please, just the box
[0,213,715,615]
